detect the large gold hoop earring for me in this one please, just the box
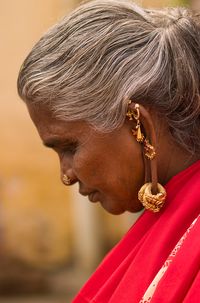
[138,183,166,213]
[126,101,167,213]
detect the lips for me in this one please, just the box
[88,191,99,203]
[79,189,99,203]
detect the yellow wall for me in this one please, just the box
[0,0,187,269]
[0,0,79,268]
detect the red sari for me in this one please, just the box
[73,160,200,303]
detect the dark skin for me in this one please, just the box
[27,103,199,215]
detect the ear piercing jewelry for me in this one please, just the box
[126,101,166,213]
[62,174,72,185]
[127,102,144,143]
[138,183,166,213]
[143,139,156,160]
[127,101,156,160]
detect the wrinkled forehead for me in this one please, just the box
[26,103,92,142]
[27,103,56,126]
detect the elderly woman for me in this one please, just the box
[17,0,200,302]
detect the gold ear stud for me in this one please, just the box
[62,174,72,185]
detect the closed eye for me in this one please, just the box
[61,142,78,154]
[43,138,78,154]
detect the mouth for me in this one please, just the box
[79,189,100,203]
[88,191,99,203]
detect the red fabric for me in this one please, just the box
[72,160,200,303]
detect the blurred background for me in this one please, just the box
[0,0,198,302]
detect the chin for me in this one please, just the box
[101,197,143,215]
[103,206,125,215]
[99,199,127,215]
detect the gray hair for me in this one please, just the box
[17,0,200,153]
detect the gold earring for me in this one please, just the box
[126,103,144,143]
[138,183,166,213]
[143,138,156,160]
[63,174,72,185]
[126,100,166,212]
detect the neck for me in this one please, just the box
[157,138,200,186]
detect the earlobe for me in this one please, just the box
[126,100,166,212]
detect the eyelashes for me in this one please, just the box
[60,141,79,155]
[63,144,78,153]
[46,139,80,157]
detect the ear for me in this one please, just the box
[126,101,158,194]
[127,102,157,148]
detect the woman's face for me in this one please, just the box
[28,105,144,214]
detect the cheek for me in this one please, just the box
[107,142,144,195]
[73,150,100,180]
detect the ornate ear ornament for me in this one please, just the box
[62,174,72,185]
[138,183,166,213]
[143,138,156,160]
[126,100,166,213]
[126,103,144,143]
